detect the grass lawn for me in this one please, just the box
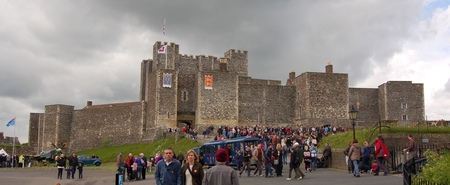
[75,137,202,163]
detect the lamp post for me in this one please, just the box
[349,106,359,140]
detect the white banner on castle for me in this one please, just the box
[158,45,167,54]
[204,75,213,90]
[163,73,172,88]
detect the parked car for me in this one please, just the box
[77,155,102,166]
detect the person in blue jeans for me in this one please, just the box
[135,155,143,180]
[310,144,318,171]
[348,139,362,177]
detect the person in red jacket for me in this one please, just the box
[374,135,388,176]
[125,153,135,180]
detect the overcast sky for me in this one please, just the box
[1,0,449,143]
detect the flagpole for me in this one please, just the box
[13,122,16,168]
[163,19,167,69]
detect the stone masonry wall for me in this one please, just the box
[238,84,296,125]
[28,113,42,154]
[195,71,239,126]
[349,88,380,126]
[297,72,349,124]
[224,49,248,76]
[39,105,74,153]
[379,81,425,122]
[70,102,142,152]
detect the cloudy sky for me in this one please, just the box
[1,0,449,143]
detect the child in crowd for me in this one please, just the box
[77,162,84,179]
[146,160,152,173]
[132,161,138,179]
[66,167,71,179]
[371,160,378,174]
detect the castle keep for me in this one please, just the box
[27,41,425,153]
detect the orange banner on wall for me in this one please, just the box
[205,75,213,90]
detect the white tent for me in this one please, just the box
[0,148,9,156]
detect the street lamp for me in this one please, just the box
[349,106,359,140]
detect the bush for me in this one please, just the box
[418,150,450,184]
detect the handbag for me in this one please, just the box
[274,159,279,165]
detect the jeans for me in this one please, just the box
[254,160,262,175]
[352,160,360,176]
[376,157,388,174]
[311,157,317,170]
[265,163,273,177]
[71,166,76,178]
[137,166,143,180]
[283,152,288,164]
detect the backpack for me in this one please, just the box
[379,142,389,159]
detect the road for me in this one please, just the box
[0,164,402,185]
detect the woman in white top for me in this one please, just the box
[181,150,204,185]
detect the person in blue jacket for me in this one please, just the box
[154,147,182,185]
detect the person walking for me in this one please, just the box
[273,144,284,177]
[348,139,362,177]
[252,144,264,177]
[182,150,204,185]
[295,142,306,179]
[68,153,78,179]
[403,134,416,160]
[56,154,66,179]
[361,141,371,173]
[286,142,300,181]
[154,147,182,185]
[310,144,318,171]
[239,146,252,177]
[374,135,389,176]
[202,149,239,185]
[235,149,244,172]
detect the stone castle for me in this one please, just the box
[26,41,424,153]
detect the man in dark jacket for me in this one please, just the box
[322,143,331,168]
[239,146,252,177]
[295,143,305,179]
[177,151,185,165]
[68,153,78,179]
[235,150,244,171]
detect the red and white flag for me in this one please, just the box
[158,45,167,54]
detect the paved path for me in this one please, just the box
[0,164,402,185]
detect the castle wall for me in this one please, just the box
[39,105,74,152]
[152,42,180,71]
[224,49,248,76]
[349,88,380,126]
[195,71,239,126]
[379,81,425,122]
[238,84,296,125]
[155,69,179,128]
[28,113,43,154]
[70,102,142,152]
[295,72,349,125]
[140,59,152,101]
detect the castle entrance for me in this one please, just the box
[177,111,195,130]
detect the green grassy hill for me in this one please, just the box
[76,137,202,163]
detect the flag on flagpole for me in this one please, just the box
[6,117,15,127]
[163,19,166,35]
[158,45,167,54]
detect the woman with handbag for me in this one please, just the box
[273,143,284,177]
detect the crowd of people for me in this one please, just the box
[0,153,36,168]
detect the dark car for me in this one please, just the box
[77,155,102,166]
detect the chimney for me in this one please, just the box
[87,101,92,106]
[326,62,333,73]
[219,58,228,72]
[289,69,295,79]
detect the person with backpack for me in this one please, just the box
[374,135,389,176]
